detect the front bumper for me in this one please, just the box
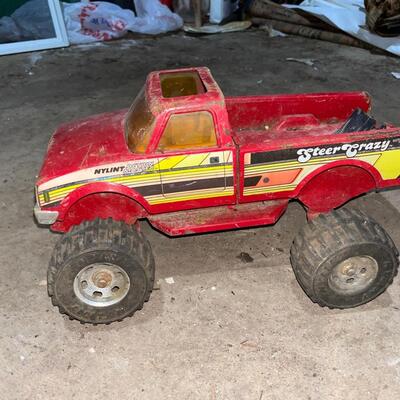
[34,204,59,225]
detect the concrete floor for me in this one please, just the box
[2,31,400,399]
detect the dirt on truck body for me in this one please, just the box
[35,67,400,324]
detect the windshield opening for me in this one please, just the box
[126,87,155,153]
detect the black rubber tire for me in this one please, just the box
[290,208,399,309]
[47,219,155,324]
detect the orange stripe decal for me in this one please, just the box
[256,168,302,187]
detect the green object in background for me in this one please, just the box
[0,0,80,18]
[0,0,132,18]
[0,0,29,17]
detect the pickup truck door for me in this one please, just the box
[151,111,235,208]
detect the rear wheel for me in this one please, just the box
[290,208,399,308]
[48,219,155,324]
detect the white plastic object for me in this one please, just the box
[209,0,238,24]
[132,0,183,35]
[63,0,183,44]
[63,1,137,44]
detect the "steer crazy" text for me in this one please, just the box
[297,140,391,163]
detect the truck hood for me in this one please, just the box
[37,109,131,185]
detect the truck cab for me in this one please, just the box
[124,67,236,211]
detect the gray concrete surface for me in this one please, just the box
[1,31,400,399]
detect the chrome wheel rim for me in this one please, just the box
[73,263,130,307]
[328,256,379,295]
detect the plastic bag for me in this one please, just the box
[63,0,183,44]
[132,0,183,34]
[63,1,137,44]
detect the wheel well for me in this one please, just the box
[51,192,146,233]
[297,165,377,214]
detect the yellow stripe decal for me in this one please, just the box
[173,153,209,168]
[373,149,400,179]
[156,155,188,170]
[148,189,234,205]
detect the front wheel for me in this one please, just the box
[47,219,155,324]
[290,208,399,309]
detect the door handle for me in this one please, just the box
[210,156,220,164]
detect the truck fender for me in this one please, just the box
[51,183,149,233]
[296,163,377,215]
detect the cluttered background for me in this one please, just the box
[0,0,399,56]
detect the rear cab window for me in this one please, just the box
[160,71,206,98]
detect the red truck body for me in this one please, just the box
[35,67,400,235]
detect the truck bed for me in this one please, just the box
[226,92,372,146]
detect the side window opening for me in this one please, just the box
[157,111,217,152]
[126,87,155,154]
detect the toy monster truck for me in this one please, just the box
[34,67,400,324]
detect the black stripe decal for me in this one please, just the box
[250,135,400,165]
[42,201,61,208]
[244,176,262,187]
[136,176,234,197]
[135,184,163,197]
[251,149,298,165]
